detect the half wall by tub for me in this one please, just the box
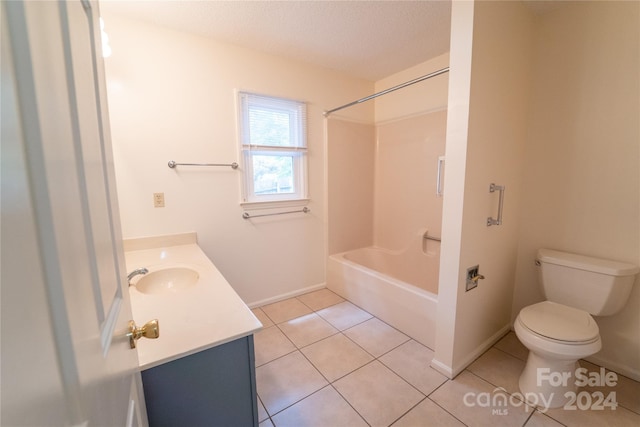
[327,231,439,349]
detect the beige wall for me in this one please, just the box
[436,0,639,380]
[374,53,449,123]
[104,2,639,379]
[434,0,534,376]
[102,13,374,305]
[512,1,640,379]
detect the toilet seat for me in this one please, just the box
[518,301,599,343]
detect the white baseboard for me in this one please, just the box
[247,283,326,309]
[586,354,640,382]
[431,324,512,379]
[430,358,454,378]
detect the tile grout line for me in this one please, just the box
[257,296,374,423]
[257,296,446,426]
[261,298,521,425]
[259,299,424,425]
[417,375,472,426]
[386,395,429,427]
[326,383,373,427]
[423,395,470,427]
[492,344,527,362]
[255,292,640,426]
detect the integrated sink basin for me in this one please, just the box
[135,266,200,294]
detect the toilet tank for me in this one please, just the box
[537,249,639,316]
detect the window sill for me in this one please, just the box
[240,198,310,211]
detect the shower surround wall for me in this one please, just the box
[327,109,446,255]
[327,54,450,256]
[326,111,446,348]
[326,120,375,256]
[374,111,446,251]
[326,56,449,346]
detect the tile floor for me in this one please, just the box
[252,288,640,427]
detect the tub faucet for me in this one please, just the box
[127,268,149,286]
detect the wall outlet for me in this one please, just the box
[153,192,165,208]
[466,265,480,291]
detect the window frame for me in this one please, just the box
[238,91,308,205]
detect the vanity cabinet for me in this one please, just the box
[141,335,258,427]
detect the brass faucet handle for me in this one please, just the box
[127,319,160,349]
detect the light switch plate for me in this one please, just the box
[153,192,165,208]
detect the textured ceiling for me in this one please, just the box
[100,0,452,81]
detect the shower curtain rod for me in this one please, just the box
[323,66,450,117]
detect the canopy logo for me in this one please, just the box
[463,367,618,415]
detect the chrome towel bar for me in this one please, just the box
[168,160,239,169]
[487,183,505,226]
[243,207,310,219]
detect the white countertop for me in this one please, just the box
[125,239,262,370]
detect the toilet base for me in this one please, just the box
[519,351,579,409]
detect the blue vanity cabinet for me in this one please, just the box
[141,335,258,427]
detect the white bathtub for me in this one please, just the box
[327,242,439,349]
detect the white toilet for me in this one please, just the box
[515,248,639,409]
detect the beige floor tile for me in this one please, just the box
[272,385,368,427]
[380,340,448,395]
[544,401,640,426]
[257,396,269,422]
[344,317,409,357]
[256,351,328,416]
[260,298,313,324]
[254,325,296,366]
[333,360,424,427]
[524,410,564,427]
[316,301,372,331]
[252,307,274,328]
[467,347,526,395]
[301,333,373,382]
[494,331,529,361]
[392,398,465,427]
[611,374,640,414]
[278,313,338,348]
[580,360,640,414]
[430,370,533,427]
[297,288,345,311]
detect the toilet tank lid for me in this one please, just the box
[537,249,640,277]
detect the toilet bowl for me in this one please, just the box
[515,249,638,409]
[515,301,601,408]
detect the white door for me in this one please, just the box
[1,1,146,425]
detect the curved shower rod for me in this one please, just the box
[323,67,450,117]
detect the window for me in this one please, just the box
[239,92,307,204]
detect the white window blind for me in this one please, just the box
[239,92,308,203]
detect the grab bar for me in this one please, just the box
[423,232,441,242]
[436,156,445,197]
[243,207,310,219]
[487,183,505,226]
[168,160,239,169]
